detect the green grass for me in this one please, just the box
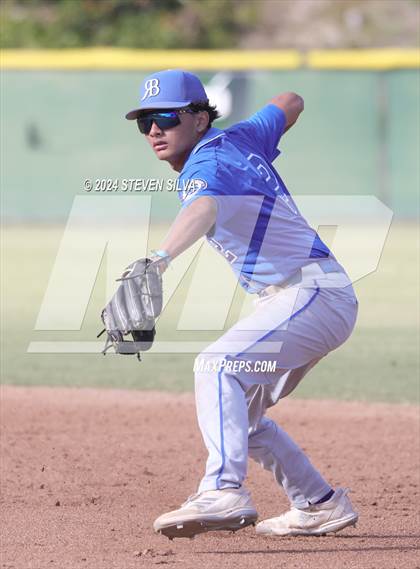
[1,222,419,404]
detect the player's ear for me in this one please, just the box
[196,111,209,133]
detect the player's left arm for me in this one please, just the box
[153,196,217,271]
[228,92,304,162]
[270,92,304,133]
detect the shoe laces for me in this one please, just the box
[181,492,201,507]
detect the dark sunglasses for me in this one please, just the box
[136,109,195,134]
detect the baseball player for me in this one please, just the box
[125,69,359,539]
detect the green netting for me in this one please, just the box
[1,70,418,220]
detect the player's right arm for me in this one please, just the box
[270,92,304,133]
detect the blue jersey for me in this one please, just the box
[177,104,333,294]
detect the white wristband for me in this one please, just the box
[150,249,171,266]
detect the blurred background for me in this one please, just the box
[1,0,419,403]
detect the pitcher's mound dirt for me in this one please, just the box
[1,386,419,569]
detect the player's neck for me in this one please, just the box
[168,131,207,172]
[168,150,192,172]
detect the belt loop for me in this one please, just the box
[318,258,339,274]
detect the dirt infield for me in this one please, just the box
[1,386,419,569]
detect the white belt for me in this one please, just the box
[257,260,352,298]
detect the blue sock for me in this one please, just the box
[315,489,335,504]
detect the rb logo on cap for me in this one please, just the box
[142,78,160,100]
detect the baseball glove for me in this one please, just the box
[98,258,163,361]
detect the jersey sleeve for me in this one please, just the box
[227,104,287,162]
[178,162,242,224]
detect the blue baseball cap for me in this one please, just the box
[125,69,208,120]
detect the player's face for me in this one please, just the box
[141,110,209,171]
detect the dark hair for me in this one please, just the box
[187,101,220,129]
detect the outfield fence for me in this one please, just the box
[1,49,419,220]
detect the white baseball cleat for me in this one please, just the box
[256,488,358,537]
[153,487,258,539]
